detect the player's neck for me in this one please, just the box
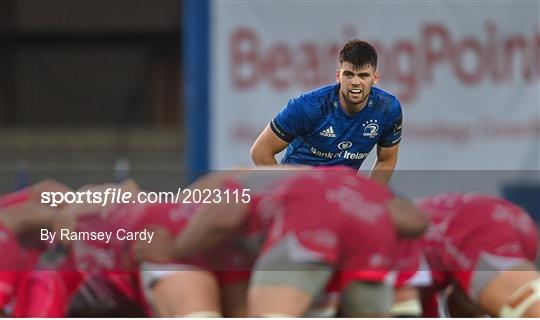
[339,91,368,115]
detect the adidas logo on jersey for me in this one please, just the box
[320,126,336,138]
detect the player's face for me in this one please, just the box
[336,62,379,106]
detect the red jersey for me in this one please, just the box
[232,167,399,290]
[0,189,40,313]
[416,193,538,313]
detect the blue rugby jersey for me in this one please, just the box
[270,84,402,169]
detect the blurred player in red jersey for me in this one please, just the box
[8,181,138,317]
[136,166,428,317]
[13,179,250,317]
[137,200,253,317]
[414,193,539,317]
[0,180,71,316]
[10,180,152,317]
[13,179,156,317]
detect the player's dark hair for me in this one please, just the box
[339,39,378,69]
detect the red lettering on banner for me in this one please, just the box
[504,35,532,81]
[406,122,472,143]
[481,117,540,137]
[229,21,540,104]
[536,31,540,76]
[390,40,418,102]
[230,118,540,144]
[231,123,262,141]
[265,43,292,90]
[230,28,259,89]
[451,38,484,84]
[484,22,504,83]
[422,24,451,83]
[296,43,324,88]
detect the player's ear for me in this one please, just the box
[336,67,341,83]
[373,69,380,85]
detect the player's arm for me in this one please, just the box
[1,202,58,235]
[171,201,250,259]
[136,201,249,263]
[135,173,250,263]
[368,144,399,185]
[250,124,289,165]
[251,95,314,166]
[370,99,402,184]
[170,173,249,258]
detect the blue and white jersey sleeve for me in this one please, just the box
[270,95,318,143]
[378,99,403,147]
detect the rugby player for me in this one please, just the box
[251,39,403,184]
[12,179,249,317]
[415,193,539,317]
[136,166,428,317]
[0,180,70,316]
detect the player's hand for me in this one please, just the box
[133,225,174,263]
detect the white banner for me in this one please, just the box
[210,1,539,170]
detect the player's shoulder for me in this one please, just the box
[300,83,337,99]
[458,193,524,213]
[282,84,338,121]
[415,192,504,212]
[371,86,401,112]
[414,193,464,213]
[293,84,337,110]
